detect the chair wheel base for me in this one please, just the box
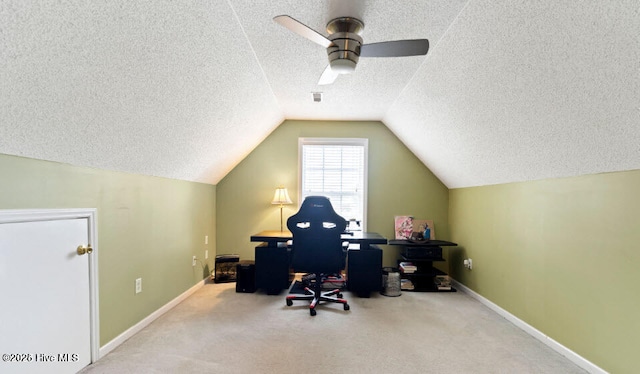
[286,275,350,315]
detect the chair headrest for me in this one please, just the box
[287,196,346,232]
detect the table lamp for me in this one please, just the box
[271,186,293,232]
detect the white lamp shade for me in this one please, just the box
[271,187,292,205]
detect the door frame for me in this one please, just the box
[0,208,100,363]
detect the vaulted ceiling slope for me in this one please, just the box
[1,1,638,188]
[384,1,640,188]
[0,0,284,184]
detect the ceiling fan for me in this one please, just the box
[274,15,429,85]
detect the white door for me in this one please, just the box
[0,211,97,374]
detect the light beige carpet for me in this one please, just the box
[81,281,586,373]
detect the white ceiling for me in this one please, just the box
[1,1,638,188]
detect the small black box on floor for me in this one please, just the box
[236,261,256,293]
[214,254,239,283]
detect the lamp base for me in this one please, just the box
[280,205,284,232]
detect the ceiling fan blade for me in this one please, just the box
[273,15,332,48]
[360,39,429,58]
[318,65,339,85]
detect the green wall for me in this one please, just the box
[3,120,636,373]
[216,120,450,267]
[0,153,216,346]
[449,170,640,374]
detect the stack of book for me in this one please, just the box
[399,262,417,274]
[400,278,415,290]
[435,275,452,291]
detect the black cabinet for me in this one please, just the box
[255,243,290,294]
[347,245,383,297]
[389,240,458,292]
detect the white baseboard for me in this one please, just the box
[98,280,206,359]
[451,279,607,374]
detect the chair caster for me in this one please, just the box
[344,303,350,311]
[286,299,293,306]
[337,293,343,298]
[310,308,317,316]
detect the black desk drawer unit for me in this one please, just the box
[347,245,383,298]
[255,243,290,295]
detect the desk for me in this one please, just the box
[250,230,387,249]
[250,230,291,248]
[250,231,388,296]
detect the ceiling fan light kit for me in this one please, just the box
[330,59,357,74]
[274,14,429,85]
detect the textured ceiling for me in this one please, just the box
[1,1,638,187]
[384,0,640,188]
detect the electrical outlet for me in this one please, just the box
[205,250,209,260]
[135,278,142,294]
[192,256,197,267]
[205,235,208,245]
[463,258,473,270]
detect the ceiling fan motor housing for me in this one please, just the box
[273,14,429,84]
[326,17,364,74]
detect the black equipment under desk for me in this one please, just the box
[250,231,387,296]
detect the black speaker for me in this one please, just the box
[236,261,256,293]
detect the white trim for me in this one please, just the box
[98,279,206,359]
[0,208,100,363]
[0,208,97,224]
[451,279,608,374]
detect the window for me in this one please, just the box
[299,138,368,230]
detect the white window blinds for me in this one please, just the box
[299,138,368,229]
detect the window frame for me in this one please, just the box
[298,137,368,231]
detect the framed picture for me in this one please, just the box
[394,216,414,239]
[412,219,435,240]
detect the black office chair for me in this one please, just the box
[285,196,350,316]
